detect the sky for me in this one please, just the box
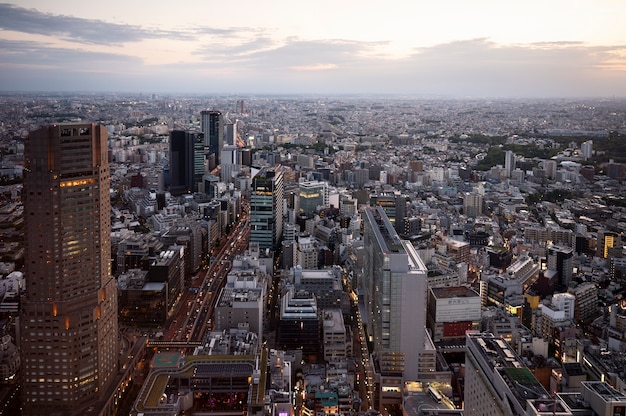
[1,0,625,97]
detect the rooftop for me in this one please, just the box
[431,286,479,299]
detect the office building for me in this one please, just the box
[117,269,167,327]
[567,282,599,323]
[20,124,119,415]
[597,230,620,259]
[362,206,435,405]
[581,140,593,160]
[192,132,207,189]
[484,274,524,315]
[427,286,481,342]
[606,160,625,181]
[289,266,346,311]
[298,180,328,217]
[506,253,540,289]
[505,150,516,177]
[537,293,575,340]
[465,332,571,416]
[322,309,350,361]
[214,269,265,337]
[250,166,284,250]
[547,244,574,289]
[463,191,483,217]
[226,121,237,146]
[579,381,626,415]
[169,129,194,195]
[278,288,320,358]
[201,110,223,166]
[445,239,470,265]
[221,144,240,183]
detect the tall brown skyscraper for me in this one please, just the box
[20,124,118,415]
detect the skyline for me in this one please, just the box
[1,1,626,97]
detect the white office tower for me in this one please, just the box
[226,122,238,146]
[221,144,240,183]
[581,140,593,160]
[362,206,435,406]
[465,332,571,416]
[505,150,516,177]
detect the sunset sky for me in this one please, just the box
[1,0,625,97]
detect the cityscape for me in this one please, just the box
[0,93,626,416]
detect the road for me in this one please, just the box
[164,207,250,344]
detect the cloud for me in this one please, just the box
[242,38,383,68]
[0,39,141,67]
[397,38,626,97]
[290,64,338,71]
[0,3,192,44]
[0,31,625,97]
[194,36,278,60]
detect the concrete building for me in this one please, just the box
[506,253,540,289]
[581,140,593,160]
[597,230,620,259]
[464,332,571,416]
[505,150,516,177]
[567,282,599,323]
[445,239,470,265]
[362,206,435,406]
[0,335,19,383]
[483,274,524,315]
[117,269,167,327]
[296,235,319,269]
[322,309,349,361]
[463,191,483,217]
[220,144,240,183]
[579,381,626,415]
[547,244,574,289]
[133,330,265,416]
[148,246,185,315]
[537,293,576,340]
[214,269,265,337]
[20,123,119,415]
[289,266,346,312]
[427,286,481,342]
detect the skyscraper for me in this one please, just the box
[362,206,434,406]
[169,129,194,195]
[201,110,223,165]
[505,150,515,177]
[581,140,593,160]
[20,123,118,415]
[250,166,284,250]
[220,144,240,183]
[547,244,574,289]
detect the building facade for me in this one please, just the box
[362,206,435,405]
[465,332,571,416]
[20,124,119,415]
[201,110,223,166]
[427,286,481,342]
[169,129,194,195]
[250,166,284,250]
